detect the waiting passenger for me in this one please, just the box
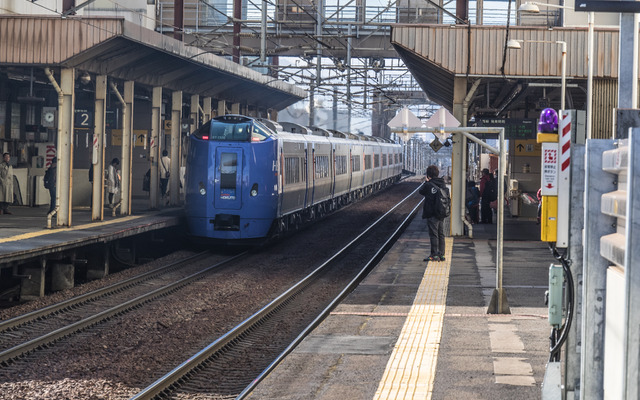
[419,165,449,262]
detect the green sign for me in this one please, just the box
[476,118,537,140]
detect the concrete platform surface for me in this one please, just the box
[248,216,554,399]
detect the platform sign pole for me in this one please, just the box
[92,75,107,221]
[150,87,162,210]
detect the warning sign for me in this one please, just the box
[541,143,558,196]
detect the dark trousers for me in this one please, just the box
[481,200,493,223]
[427,217,445,257]
[48,186,56,213]
[0,202,8,212]
[160,178,168,196]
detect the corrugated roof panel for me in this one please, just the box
[392,24,620,79]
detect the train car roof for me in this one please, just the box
[279,121,312,135]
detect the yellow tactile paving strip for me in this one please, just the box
[0,214,146,244]
[373,237,454,400]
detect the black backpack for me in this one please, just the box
[432,183,451,219]
[43,168,53,189]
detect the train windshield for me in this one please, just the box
[192,116,273,142]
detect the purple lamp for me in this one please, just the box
[538,108,558,133]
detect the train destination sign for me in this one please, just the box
[475,118,537,139]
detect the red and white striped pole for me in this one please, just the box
[556,110,572,248]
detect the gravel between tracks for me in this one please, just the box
[0,181,420,400]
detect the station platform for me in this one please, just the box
[248,216,554,399]
[0,199,183,301]
[0,199,182,264]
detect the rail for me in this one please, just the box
[131,186,423,400]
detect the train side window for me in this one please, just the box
[374,154,380,168]
[352,155,361,172]
[192,120,212,139]
[364,155,372,170]
[251,124,271,142]
[336,155,347,175]
[284,157,300,185]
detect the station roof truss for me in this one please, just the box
[0,16,306,110]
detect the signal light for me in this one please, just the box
[250,183,259,197]
[538,108,558,134]
[202,135,209,140]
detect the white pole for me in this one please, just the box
[587,12,594,139]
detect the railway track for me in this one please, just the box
[132,187,423,400]
[0,251,243,365]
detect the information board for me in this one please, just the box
[476,118,537,139]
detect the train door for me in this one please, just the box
[214,147,243,210]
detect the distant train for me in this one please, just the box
[184,115,403,241]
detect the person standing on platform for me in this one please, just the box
[0,153,13,215]
[480,168,496,224]
[419,165,449,262]
[44,158,57,214]
[107,158,120,208]
[466,180,480,224]
[160,149,171,198]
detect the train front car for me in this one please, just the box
[185,115,278,241]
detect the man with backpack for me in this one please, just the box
[480,168,497,224]
[419,165,450,262]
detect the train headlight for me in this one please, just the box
[199,182,206,195]
[250,183,259,197]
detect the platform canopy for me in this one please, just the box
[0,16,306,110]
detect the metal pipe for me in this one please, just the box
[46,207,59,229]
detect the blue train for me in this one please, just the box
[184,115,403,241]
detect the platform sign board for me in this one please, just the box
[576,0,640,12]
[541,142,559,196]
[476,118,537,139]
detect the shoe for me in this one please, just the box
[423,256,438,262]
[439,255,446,261]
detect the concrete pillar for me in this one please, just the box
[121,81,134,216]
[450,77,467,236]
[92,75,107,221]
[86,244,110,280]
[217,100,226,116]
[57,68,76,227]
[20,259,46,300]
[268,109,278,121]
[190,94,199,134]
[231,102,240,114]
[150,87,162,210]
[203,97,212,122]
[51,263,74,292]
[170,91,182,206]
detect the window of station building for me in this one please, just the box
[315,155,330,179]
[352,155,361,172]
[364,155,372,170]
[284,157,300,184]
[374,154,380,168]
[335,155,348,175]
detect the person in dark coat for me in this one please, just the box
[480,168,496,224]
[45,158,57,214]
[466,180,480,224]
[419,165,447,262]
